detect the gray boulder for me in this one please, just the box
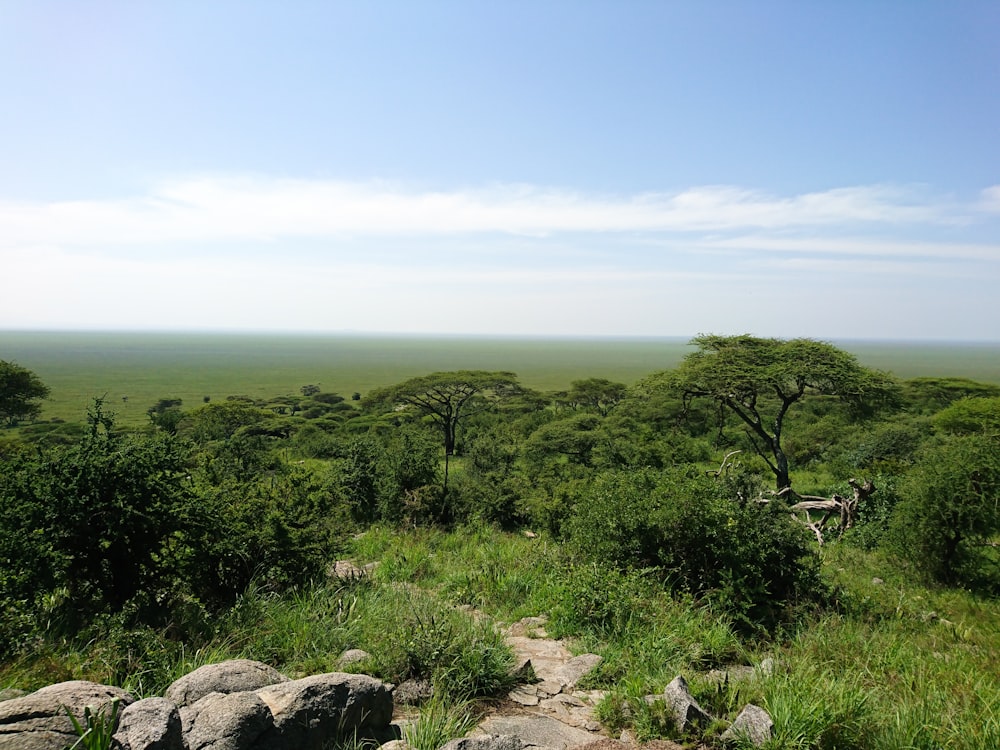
[440,735,524,750]
[180,691,273,750]
[165,659,288,708]
[252,672,393,750]
[721,704,773,746]
[0,680,133,750]
[477,714,597,750]
[337,649,372,667]
[393,678,434,706]
[113,696,184,750]
[553,654,602,690]
[661,676,711,734]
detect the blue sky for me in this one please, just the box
[1,1,999,339]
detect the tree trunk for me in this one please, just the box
[773,441,791,491]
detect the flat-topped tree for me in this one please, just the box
[673,334,897,490]
[0,360,50,426]
[366,370,521,492]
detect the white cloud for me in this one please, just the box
[3,177,997,337]
[0,178,979,249]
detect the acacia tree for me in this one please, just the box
[563,377,628,416]
[0,360,50,426]
[672,335,896,490]
[366,370,521,492]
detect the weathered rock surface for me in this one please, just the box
[180,691,273,750]
[477,714,598,750]
[113,696,184,750]
[721,703,773,746]
[338,648,372,667]
[498,616,605,738]
[0,680,133,750]
[165,659,288,707]
[660,676,711,734]
[552,655,603,691]
[440,734,525,750]
[572,740,685,750]
[393,678,434,706]
[253,672,393,750]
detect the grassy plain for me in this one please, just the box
[2,331,1000,427]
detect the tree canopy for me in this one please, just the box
[366,370,521,490]
[671,334,897,489]
[0,360,50,426]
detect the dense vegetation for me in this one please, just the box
[1,335,998,749]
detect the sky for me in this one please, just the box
[1,1,999,340]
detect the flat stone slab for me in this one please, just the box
[477,714,599,750]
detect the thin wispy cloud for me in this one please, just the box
[701,235,1000,263]
[0,178,988,249]
[2,177,996,338]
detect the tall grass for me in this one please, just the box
[3,527,998,750]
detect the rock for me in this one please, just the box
[757,658,775,677]
[330,560,377,579]
[380,740,413,750]
[702,665,756,685]
[477,714,598,750]
[538,691,603,731]
[510,658,537,682]
[508,687,540,706]
[721,704,773,746]
[872,577,884,585]
[553,654,602,689]
[507,616,549,638]
[337,649,371,667]
[440,735,525,750]
[0,680,133,750]
[165,660,288,708]
[572,741,688,750]
[661,676,711,734]
[393,678,434,706]
[253,672,393,749]
[0,690,25,704]
[572,740,631,750]
[180,691,273,750]
[113,697,184,750]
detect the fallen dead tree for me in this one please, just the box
[706,451,876,545]
[777,478,876,545]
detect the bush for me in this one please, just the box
[888,434,1000,589]
[566,468,823,632]
[0,403,201,635]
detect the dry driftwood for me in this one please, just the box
[779,478,876,545]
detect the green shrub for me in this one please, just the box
[566,468,823,633]
[888,434,1000,589]
[361,588,515,702]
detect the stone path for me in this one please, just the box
[470,616,609,750]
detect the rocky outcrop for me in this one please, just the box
[165,659,289,707]
[0,680,133,750]
[720,703,773,746]
[0,632,773,750]
[0,662,392,750]
[660,676,711,734]
[180,690,273,750]
[255,672,393,749]
[640,674,774,747]
[114,697,184,750]
[501,616,605,733]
